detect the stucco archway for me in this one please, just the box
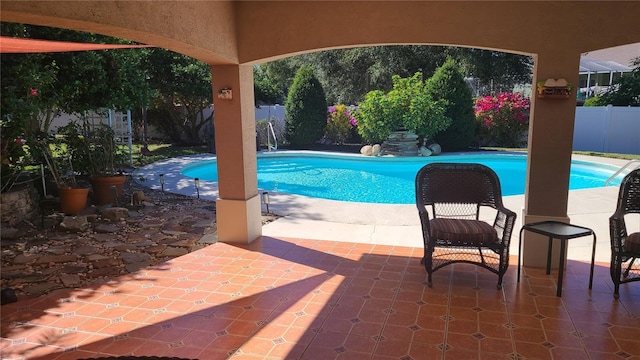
[2,1,639,267]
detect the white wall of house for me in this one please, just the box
[573,106,640,155]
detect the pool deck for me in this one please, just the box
[135,152,638,264]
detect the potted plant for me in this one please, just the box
[27,130,90,215]
[59,119,128,206]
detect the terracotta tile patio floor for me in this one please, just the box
[1,236,639,360]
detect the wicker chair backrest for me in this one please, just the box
[415,162,503,211]
[616,168,640,215]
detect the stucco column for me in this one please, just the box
[522,53,581,268]
[211,65,261,244]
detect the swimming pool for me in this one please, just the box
[181,152,625,204]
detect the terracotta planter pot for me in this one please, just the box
[91,175,126,205]
[58,187,89,215]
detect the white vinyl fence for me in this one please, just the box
[573,106,640,155]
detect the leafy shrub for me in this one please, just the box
[325,105,357,144]
[474,92,530,147]
[355,72,450,144]
[284,66,328,146]
[427,58,475,151]
[582,96,602,107]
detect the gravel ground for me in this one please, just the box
[0,175,278,301]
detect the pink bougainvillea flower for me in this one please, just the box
[30,88,38,96]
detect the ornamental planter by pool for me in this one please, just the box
[90,175,126,205]
[58,187,89,215]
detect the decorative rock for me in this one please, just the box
[419,146,433,157]
[59,216,89,232]
[93,258,119,268]
[12,254,39,264]
[381,130,419,156]
[0,227,23,240]
[92,234,116,242]
[90,267,122,277]
[22,282,59,296]
[76,246,99,255]
[192,219,215,228]
[132,240,155,247]
[169,239,197,248]
[140,219,163,229]
[94,223,121,233]
[360,145,373,156]
[59,274,81,287]
[428,143,442,155]
[62,265,88,274]
[160,247,188,257]
[143,245,168,254]
[101,207,129,222]
[162,230,188,236]
[10,274,50,284]
[1,270,25,280]
[48,234,76,241]
[128,211,144,219]
[35,254,77,264]
[86,254,111,261]
[114,244,137,251]
[125,261,152,273]
[372,144,381,156]
[120,252,152,264]
[127,233,148,242]
[45,245,72,255]
[150,234,169,242]
[199,233,218,244]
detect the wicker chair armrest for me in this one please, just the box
[494,206,517,246]
[417,207,431,233]
[609,213,627,253]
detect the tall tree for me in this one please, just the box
[454,48,533,95]
[254,65,283,105]
[259,46,532,105]
[145,48,213,144]
[1,23,153,132]
[285,66,327,146]
[427,58,476,151]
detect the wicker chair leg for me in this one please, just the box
[423,257,433,287]
[613,256,622,299]
[623,258,636,278]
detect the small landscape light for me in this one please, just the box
[194,178,200,198]
[159,174,165,193]
[262,191,270,214]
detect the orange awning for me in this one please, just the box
[0,36,153,53]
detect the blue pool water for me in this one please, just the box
[181,152,624,204]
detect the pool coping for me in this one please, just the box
[134,150,631,220]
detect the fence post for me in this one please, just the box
[603,104,613,153]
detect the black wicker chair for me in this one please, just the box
[415,163,517,289]
[609,168,640,299]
